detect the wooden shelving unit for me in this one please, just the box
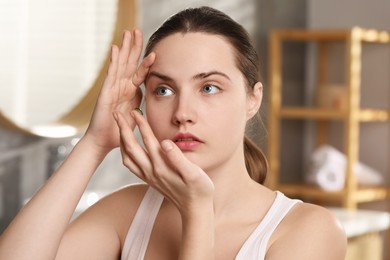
[267,27,390,209]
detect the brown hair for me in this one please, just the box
[144,6,268,184]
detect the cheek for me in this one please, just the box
[206,101,247,138]
[223,95,247,121]
[225,109,246,134]
[145,100,171,141]
[224,104,248,140]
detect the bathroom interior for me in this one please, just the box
[0,0,389,259]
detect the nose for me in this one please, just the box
[172,93,197,126]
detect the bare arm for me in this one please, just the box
[178,201,215,259]
[0,29,154,260]
[0,136,106,259]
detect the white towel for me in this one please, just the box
[306,145,383,191]
[306,163,345,191]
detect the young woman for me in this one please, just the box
[0,6,347,260]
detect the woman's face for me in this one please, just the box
[145,32,259,172]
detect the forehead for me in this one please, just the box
[150,32,240,79]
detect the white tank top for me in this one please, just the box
[121,187,301,260]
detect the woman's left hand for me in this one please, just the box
[113,110,215,216]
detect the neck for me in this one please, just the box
[204,152,262,219]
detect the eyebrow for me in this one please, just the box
[192,71,231,81]
[147,71,173,82]
[147,70,231,82]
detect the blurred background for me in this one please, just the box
[0,0,389,259]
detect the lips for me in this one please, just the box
[173,133,203,151]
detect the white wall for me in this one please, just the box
[139,0,256,41]
[308,0,390,30]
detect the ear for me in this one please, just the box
[246,82,263,120]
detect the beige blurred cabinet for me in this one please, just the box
[332,208,390,260]
[346,233,382,260]
[266,27,390,209]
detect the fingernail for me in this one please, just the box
[161,140,173,152]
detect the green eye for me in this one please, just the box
[202,84,220,94]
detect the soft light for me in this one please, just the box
[31,124,78,138]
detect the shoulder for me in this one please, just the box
[85,182,149,217]
[96,183,150,226]
[266,201,347,260]
[57,184,151,258]
[71,183,150,241]
[100,182,150,209]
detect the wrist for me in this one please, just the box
[180,199,214,220]
[77,133,111,161]
[179,201,215,259]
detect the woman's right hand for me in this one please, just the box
[84,29,155,155]
[114,110,215,216]
[114,110,215,259]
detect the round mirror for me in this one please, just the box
[0,0,137,137]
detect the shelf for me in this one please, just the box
[279,184,344,201]
[268,27,390,210]
[359,109,390,122]
[278,184,389,204]
[279,107,346,120]
[359,29,390,43]
[273,29,347,41]
[278,107,390,122]
[273,27,390,44]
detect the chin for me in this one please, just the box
[183,153,220,174]
[182,152,207,167]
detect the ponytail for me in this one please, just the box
[244,136,268,184]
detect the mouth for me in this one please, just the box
[175,137,199,142]
[173,133,203,150]
[174,133,202,142]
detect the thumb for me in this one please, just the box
[161,140,214,194]
[161,140,197,175]
[161,139,175,153]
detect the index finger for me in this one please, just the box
[132,52,156,87]
[131,109,162,158]
[125,29,144,78]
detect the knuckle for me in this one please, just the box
[152,164,166,180]
[122,157,132,168]
[121,139,136,153]
[132,72,138,82]
[142,136,153,147]
[154,169,164,179]
[147,175,158,186]
[124,145,134,154]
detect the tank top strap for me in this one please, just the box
[121,187,164,260]
[236,191,302,260]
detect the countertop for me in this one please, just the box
[330,207,390,238]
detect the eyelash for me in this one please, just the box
[154,86,174,96]
[201,84,221,94]
[152,83,221,97]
